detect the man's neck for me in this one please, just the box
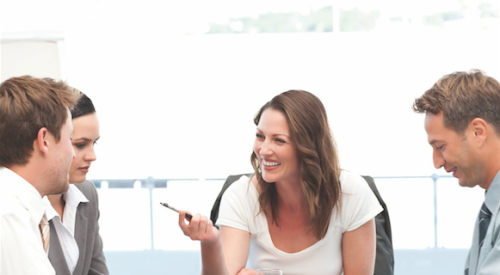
[482,164,500,190]
[480,139,500,190]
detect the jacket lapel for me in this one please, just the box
[48,220,71,275]
[72,207,88,275]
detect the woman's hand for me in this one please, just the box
[178,210,219,244]
[177,211,251,275]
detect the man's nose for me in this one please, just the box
[433,150,445,169]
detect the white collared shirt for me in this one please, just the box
[43,184,89,274]
[0,167,56,275]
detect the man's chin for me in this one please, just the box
[46,182,70,196]
[58,180,70,193]
[458,178,477,188]
[58,182,70,193]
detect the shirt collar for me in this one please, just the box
[43,196,59,221]
[42,184,89,221]
[0,167,46,222]
[485,170,500,213]
[64,184,89,208]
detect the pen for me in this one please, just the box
[160,202,192,221]
[160,202,218,229]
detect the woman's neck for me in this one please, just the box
[275,179,307,212]
[252,175,308,212]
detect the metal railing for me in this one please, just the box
[90,174,453,250]
[373,174,453,248]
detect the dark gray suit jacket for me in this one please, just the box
[48,181,109,275]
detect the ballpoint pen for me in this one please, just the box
[160,202,193,220]
[160,202,218,229]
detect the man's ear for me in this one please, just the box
[34,127,50,157]
[470,118,488,146]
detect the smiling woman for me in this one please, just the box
[178,90,383,275]
[44,91,108,275]
[253,109,300,187]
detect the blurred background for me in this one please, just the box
[1,0,499,274]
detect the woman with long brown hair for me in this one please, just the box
[179,90,382,275]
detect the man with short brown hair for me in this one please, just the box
[0,76,80,274]
[414,70,500,275]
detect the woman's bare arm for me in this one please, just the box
[342,218,376,275]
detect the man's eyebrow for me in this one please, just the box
[429,140,442,146]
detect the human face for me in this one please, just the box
[69,112,100,184]
[254,108,300,184]
[424,112,483,188]
[47,109,75,195]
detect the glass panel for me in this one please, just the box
[98,188,151,250]
[374,178,435,249]
[436,177,485,248]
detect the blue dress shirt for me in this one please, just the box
[465,170,500,275]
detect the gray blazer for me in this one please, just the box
[48,181,109,275]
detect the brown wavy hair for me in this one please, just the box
[413,69,500,135]
[0,76,80,167]
[251,90,341,239]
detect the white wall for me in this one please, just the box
[1,40,62,82]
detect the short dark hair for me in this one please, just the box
[71,91,96,119]
[0,76,80,166]
[413,69,500,135]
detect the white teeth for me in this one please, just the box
[263,160,281,167]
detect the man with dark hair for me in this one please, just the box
[413,70,500,275]
[0,76,80,274]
